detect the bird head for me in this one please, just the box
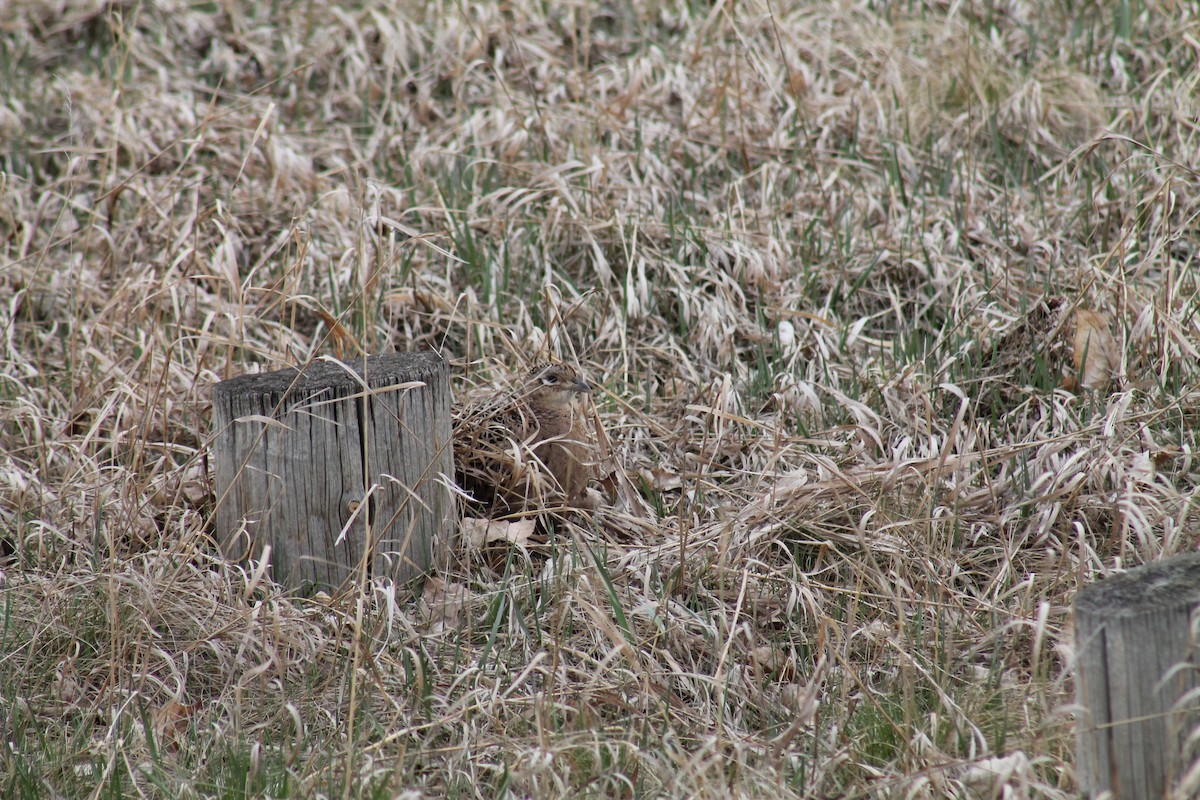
[524,363,592,407]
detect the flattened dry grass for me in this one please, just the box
[2,0,1199,797]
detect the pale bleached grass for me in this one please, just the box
[2,0,1199,797]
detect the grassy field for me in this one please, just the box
[2,0,1199,796]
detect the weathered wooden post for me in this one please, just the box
[1075,552,1200,798]
[211,352,453,593]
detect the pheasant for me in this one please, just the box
[454,362,596,515]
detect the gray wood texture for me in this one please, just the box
[211,352,452,593]
[1075,552,1200,798]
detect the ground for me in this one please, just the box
[1,0,1199,797]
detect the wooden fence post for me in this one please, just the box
[1075,552,1200,798]
[211,352,453,594]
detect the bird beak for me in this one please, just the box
[572,379,592,394]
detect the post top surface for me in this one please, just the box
[212,351,445,399]
[1075,551,1200,616]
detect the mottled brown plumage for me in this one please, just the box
[454,363,596,515]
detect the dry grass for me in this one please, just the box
[2,0,1199,797]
